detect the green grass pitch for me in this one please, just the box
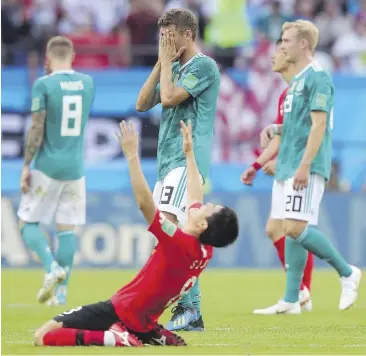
[2,269,365,355]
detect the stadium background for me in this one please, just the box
[2,0,366,269]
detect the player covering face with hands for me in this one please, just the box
[33,120,238,348]
[136,8,221,331]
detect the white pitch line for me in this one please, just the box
[5,340,366,348]
[193,343,239,346]
[6,303,39,308]
[4,340,31,344]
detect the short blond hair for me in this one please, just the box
[282,20,319,52]
[46,36,74,59]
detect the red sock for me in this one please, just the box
[43,328,105,346]
[43,328,78,346]
[273,236,285,268]
[83,330,105,345]
[302,252,314,291]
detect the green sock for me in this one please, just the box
[298,226,352,277]
[284,236,308,303]
[21,223,55,272]
[178,292,192,308]
[55,231,76,287]
[190,279,201,317]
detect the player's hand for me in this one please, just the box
[293,164,310,191]
[159,30,186,63]
[116,120,139,160]
[20,165,31,193]
[171,45,186,62]
[260,125,275,148]
[180,120,193,154]
[263,159,276,176]
[240,166,256,185]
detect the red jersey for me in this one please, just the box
[275,88,289,124]
[110,204,213,332]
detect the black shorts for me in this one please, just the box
[53,300,186,346]
[53,300,119,331]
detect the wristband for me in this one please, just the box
[252,162,262,171]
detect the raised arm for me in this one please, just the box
[116,121,156,225]
[180,120,203,205]
[135,61,161,112]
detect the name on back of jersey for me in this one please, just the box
[60,81,84,91]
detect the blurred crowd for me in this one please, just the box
[2,0,366,73]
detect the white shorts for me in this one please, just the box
[270,173,325,225]
[153,166,199,226]
[17,169,86,226]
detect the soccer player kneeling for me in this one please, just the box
[34,120,239,347]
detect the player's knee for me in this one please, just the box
[284,219,308,239]
[265,219,284,241]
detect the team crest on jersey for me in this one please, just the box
[296,78,305,92]
[159,213,177,236]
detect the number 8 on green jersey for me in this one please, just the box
[17,70,94,226]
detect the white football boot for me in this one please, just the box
[275,299,301,314]
[37,262,66,304]
[47,285,68,307]
[253,299,302,315]
[339,266,362,310]
[299,286,313,312]
[253,302,279,315]
[253,287,310,315]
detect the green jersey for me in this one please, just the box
[31,70,95,180]
[157,53,220,181]
[276,62,334,181]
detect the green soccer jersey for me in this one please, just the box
[276,61,334,181]
[156,53,220,181]
[31,70,94,180]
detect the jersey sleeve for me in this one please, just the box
[31,78,46,112]
[148,209,180,243]
[148,209,197,248]
[177,58,219,98]
[309,73,333,113]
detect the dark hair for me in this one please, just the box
[46,36,74,59]
[157,8,198,41]
[199,206,239,248]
